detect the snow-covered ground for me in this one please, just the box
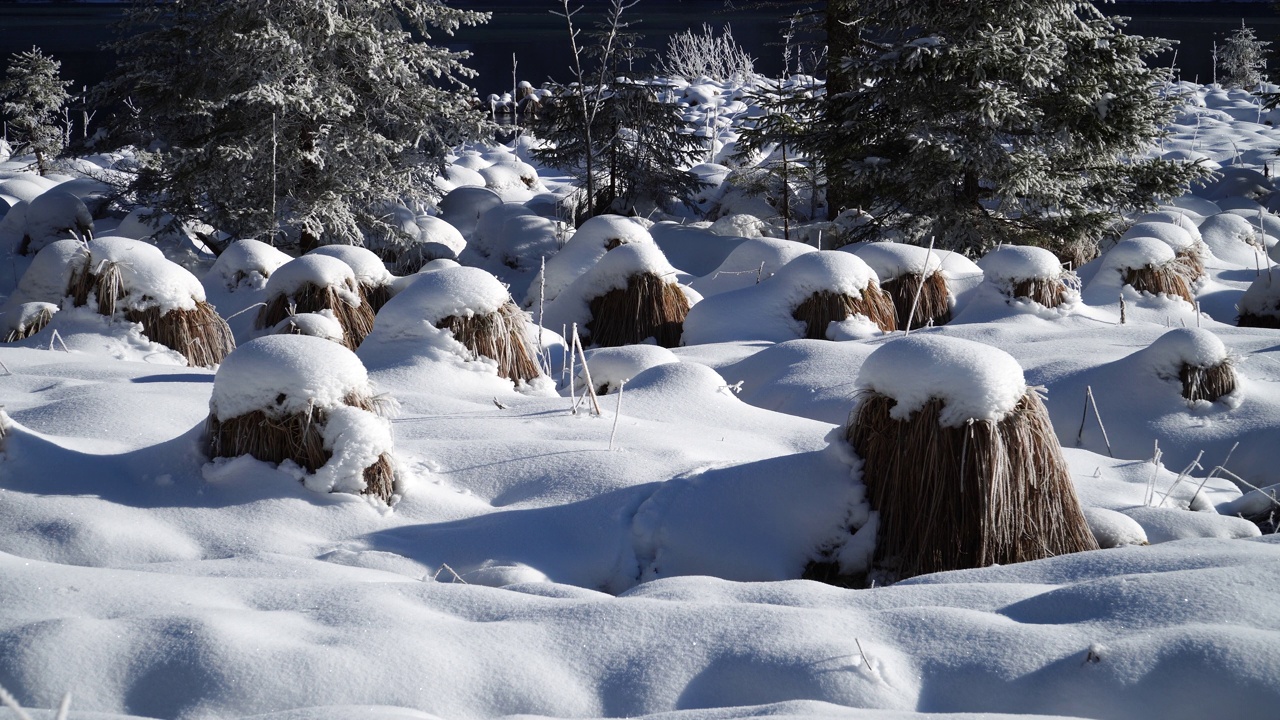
[1,80,1279,719]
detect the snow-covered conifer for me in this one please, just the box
[0,47,71,176]
[1219,22,1269,90]
[812,0,1207,255]
[102,0,489,252]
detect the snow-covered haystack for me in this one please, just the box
[388,215,467,274]
[18,189,93,255]
[35,236,235,367]
[845,242,954,329]
[526,214,655,308]
[1121,220,1207,282]
[0,301,57,342]
[1091,236,1195,304]
[576,345,679,395]
[255,254,374,351]
[309,245,396,313]
[785,252,896,338]
[1237,272,1280,328]
[206,239,292,292]
[376,266,542,384]
[1198,212,1270,267]
[1140,328,1238,404]
[977,245,1074,308]
[438,186,503,241]
[844,335,1098,582]
[205,335,397,504]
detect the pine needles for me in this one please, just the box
[586,272,691,348]
[257,282,375,350]
[847,391,1098,581]
[880,271,951,329]
[437,301,543,383]
[792,286,897,339]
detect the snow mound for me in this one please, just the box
[1139,327,1230,375]
[709,213,770,238]
[578,345,680,394]
[8,238,85,306]
[309,244,394,286]
[690,237,815,297]
[414,215,467,256]
[1135,210,1203,243]
[1199,212,1268,266]
[526,214,655,307]
[438,186,503,240]
[207,239,293,291]
[273,311,346,344]
[1081,506,1149,548]
[1121,221,1197,252]
[210,334,373,420]
[856,334,1027,426]
[23,189,92,253]
[978,245,1064,283]
[1239,273,1280,321]
[378,265,511,330]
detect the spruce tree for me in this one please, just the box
[0,47,71,176]
[101,0,489,252]
[817,0,1206,256]
[1220,22,1269,90]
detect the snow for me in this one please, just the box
[1121,220,1198,252]
[1239,272,1280,319]
[542,242,696,337]
[855,334,1028,426]
[272,311,346,343]
[978,245,1065,283]
[22,189,92,253]
[309,244,394,286]
[262,254,362,306]
[2,76,1280,720]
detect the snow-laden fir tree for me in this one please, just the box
[101,0,489,252]
[815,0,1207,257]
[1219,22,1269,90]
[532,0,704,221]
[0,47,71,176]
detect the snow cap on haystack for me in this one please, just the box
[778,251,896,337]
[1096,236,1194,304]
[1140,328,1238,404]
[208,239,292,291]
[846,241,953,329]
[256,254,374,350]
[527,214,658,309]
[207,334,396,503]
[309,244,395,312]
[845,334,1097,581]
[1,302,57,342]
[1121,220,1206,281]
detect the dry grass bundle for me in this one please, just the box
[792,286,897,339]
[1123,262,1195,304]
[1237,311,1280,329]
[67,260,234,367]
[1055,241,1099,270]
[125,302,235,368]
[206,391,396,504]
[586,272,691,348]
[880,271,951,329]
[847,391,1098,581]
[257,283,376,351]
[1169,243,1207,284]
[437,301,543,383]
[1010,277,1070,308]
[2,305,55,342]
[359,282,393,314]
[1180,359,1237,403]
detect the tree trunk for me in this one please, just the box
[823,1,858,220]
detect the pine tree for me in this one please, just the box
[1220,22,1269,90]
[0,47,71,176]
[532,0,703,221]
[101,0,489,252]
[815,0,1207,256]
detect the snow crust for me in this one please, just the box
[210,334,373,419]
[856,334,1027,426]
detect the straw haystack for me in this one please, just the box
[846,242,957,329]
[978,245,1074,308]
[1237,273,1280,329]
[845,335,1098,581]
[1091,237,1196,305]
[309,245,397,313]
[1143,328,1238,404]
[206,334,398,504]
[18,237,235,367]
[256,255,375,350]
[1,302,57,342]
[1121,221,1207,283]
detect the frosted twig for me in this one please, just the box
[568,323,578,413]
[0,360,11,376]
[434,563,469,584]
[1144,440,1163,507]
[572,328,603,416]
[1086,386,1112,457]
[904,235,936,335]
[1159,450,1204,507]
[225,302,268,321]
[0,682,35,720]
[49,329,70,353]
[1189,442,1239,507]
[854,638,873,672]
[55,693,71,720]
[609,379,626,451]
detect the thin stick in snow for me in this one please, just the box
[1188,442,1238,507]
[572,327,603,416]
[0,682,35,720]
[1145,440,1163,507]
[609,379,626,450]
[1086,386,1112,457]
[49,329,70,353]
[568,323,578,413]
[854,638,873,673]
[904,236,936,335]
[55,693,71,720]
[1159,450,1204,507]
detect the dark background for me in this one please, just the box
[1,2,1278,100]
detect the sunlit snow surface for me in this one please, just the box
[0,81,1279,719]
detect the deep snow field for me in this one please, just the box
[1,78,1280,720]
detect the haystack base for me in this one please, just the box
[126,301,236,368]
[1011,278,1069,308]
[880,271,951,330]
[257,282,376,351]
[586,272,691,348]
[360,282,393,314]
[438,301,543,383]
[69,261,126,316]
[847,391,1098,582]
[792,286,897,339]
[1236,312,1280,329]
[1123,263,1195,305]
[3,306,55,343]
[207,392,396,504]
[1180,360,1237,403]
